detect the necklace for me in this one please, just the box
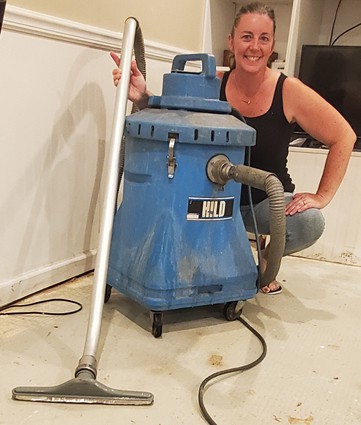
[233,73,254,105]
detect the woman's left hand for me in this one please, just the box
[285,192,326,216]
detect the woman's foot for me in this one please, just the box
[259,280,283,295]
[259,246,283,294]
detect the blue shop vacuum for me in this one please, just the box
[106,53,286,337]
[11,18,284,411]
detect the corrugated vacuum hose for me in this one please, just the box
[12,17,154,405]
[207,154,286,288]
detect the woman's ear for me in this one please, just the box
[228,34,234,53]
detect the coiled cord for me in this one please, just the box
[198,316,267,425]
[0,298,82,316]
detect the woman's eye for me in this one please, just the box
[260,36,271,43]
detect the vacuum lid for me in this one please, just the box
[148,54,232,113]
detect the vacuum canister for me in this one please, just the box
[107,54,258,311]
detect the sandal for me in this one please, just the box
[259,283,283,295]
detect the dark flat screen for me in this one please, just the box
[297,45,361,139]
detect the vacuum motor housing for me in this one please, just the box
[107,54,258,311]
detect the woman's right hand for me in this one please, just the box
[110,51,149,109]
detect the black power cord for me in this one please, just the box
[0,298,82,316]
[329,0,343,45]
[332,22,361,45]
[329,0,361,45]
[198,316,267,425]
[244,145,263,290]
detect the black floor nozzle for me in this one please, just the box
[12,372,154,405]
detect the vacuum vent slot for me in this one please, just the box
[197,284,223,294]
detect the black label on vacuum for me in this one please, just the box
[187,197,234,221]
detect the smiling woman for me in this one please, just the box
[217,1,355,294]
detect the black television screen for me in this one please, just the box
[296,45,361,141]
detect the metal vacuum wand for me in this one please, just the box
[12,17,154,405]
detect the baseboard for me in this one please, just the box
[0,250,96,307]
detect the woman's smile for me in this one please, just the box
[244,55,262,62]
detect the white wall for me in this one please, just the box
[272,2,293,61]
[319,0,361,46]
[206,0,235,64]
[288,148,361,266]
[7,0,206,52]
[286,0,361,76]
[0,6,196,307]
[0,28,104,305]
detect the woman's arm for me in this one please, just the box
[283,77,356,215]
[110,52,152,110]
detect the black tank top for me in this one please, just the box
[220,71,296,205]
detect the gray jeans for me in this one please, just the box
[241,193,325,256]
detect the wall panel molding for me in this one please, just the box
[3,5,191,62]
[0,251,96,307]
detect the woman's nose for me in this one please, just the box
[250,38,260,49]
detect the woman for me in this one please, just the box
[111,2,356,294]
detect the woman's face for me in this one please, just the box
[228,12,275,73]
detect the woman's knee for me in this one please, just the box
[284,208,325,255]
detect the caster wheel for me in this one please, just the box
[151,312,163,338]
[223,301,245,321]
[104,284,112,303]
